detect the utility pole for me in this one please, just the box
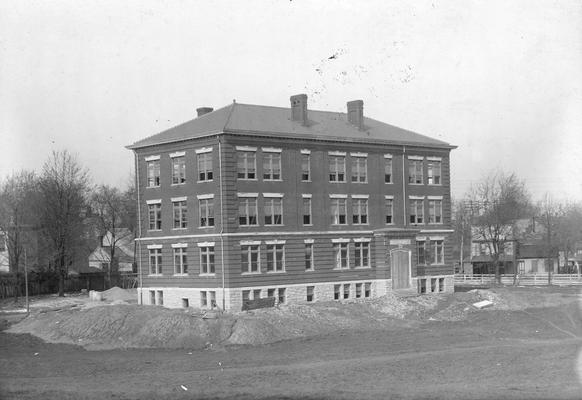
[24,248,29,315]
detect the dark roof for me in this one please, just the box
[518,244,556,259]
[127,102,455,150]
[470,255,514,263]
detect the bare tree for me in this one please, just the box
[467,171,531,284]
[0,170,39,299]
[536,193,563,284]
[90,184,132,287]
[452,198,472,273]
[39,151,91,296]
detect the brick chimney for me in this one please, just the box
[290,94,308,125]
[196,107,214,117]
[347,100,364,130]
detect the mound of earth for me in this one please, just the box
[100,287,137,302]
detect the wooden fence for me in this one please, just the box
[455,273,582,286]
[0,273,139,299]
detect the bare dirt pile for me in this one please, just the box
[100,287,137,303]
[8,304,235,350]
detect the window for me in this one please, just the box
[173,247,188,274]
[278,288,286,304]
[201,291,208,307]
[171,156,186,184]
[264,198,283,225]
[428,199,442,224]
[333,242,349,269]
[148,203,162,230]
[157,290,163,306]
[409,198,424,224]
[253,289,261,300]
[147,160,160,187]
[364,282,371,298]
[427,160,441,185]
[438,278,445,292]
[200,246,215,274]
[331,198,347,225]
[305,243,314,271]
[384,157,393,183]
[329,155,346,182]
[343,284,350,299]
[238,197,258,226]
[241,244,260,273]
[334,284,341,300]
[301,153,310,181]
[267,288,276,298]
[266,243,285,272]
[197,153,213,182]
[263,153,281,180]
[385,198,394,224]
[242,290,250,302]
[431,240,444,264]
[172,200,187,229]
[408,159,423,184]
[306,286,315,302]
[356,283,362,298]
[351,156,367,183]
[352,198,368,224]
[149,248,162,274]
[209,291,217,308]
[150,290,156,305]
[354,242,370,268]
[419,279,426,293]
[199,198,215,227]
[417,240,427,265]
[182,298,189,308]
[303,197,312,225]
[431,278,437,292]
[237,151,256,179]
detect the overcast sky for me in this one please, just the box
[1,0,581,201]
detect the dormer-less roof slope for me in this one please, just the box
[127,102,455,150]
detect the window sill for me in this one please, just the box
[301,180,312,183]
[172,228,188,231]
[384,182,393,185]
[197,180,214,183]
[199,273,216,277]
[146,186,161,189]
[355,266,372,270]
[171,183,186,186]
[148,274,163,277]
[147,229,163,232]
[352,223,369,226]
[305,269,315,272]
[173,273,188,277]
[237,178,258,181]
[351,181,368,184]
[198,226,215,229]
[329,181,347,184]
[303,224,313,227]
[266,270,286,274]
[264,224,284,227]
[239,224,261,228]
[263,179,283,182]
[408,183,424,186]
[241,272,262,276]
[427,183,442,186]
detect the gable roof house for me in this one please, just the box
[87,228,135,273]
[127,94,456,310]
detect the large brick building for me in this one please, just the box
[127,94,456,310]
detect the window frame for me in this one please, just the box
[301,153,311,181]
[431,239,445,265]
[408,159,423,185]
[237,151,257,180]
[351,156,368,183]
[305,242,314,271]
[146,159,161,188]
[427,160,442,185]
[148,248,163,275]
[409,198,424,224]
[199,198,215,227]
[331,198,347,225]
[173,247,188,275]
[172,200,188,229]
[238,196,258,226]
[171,156,186,185]
[200,246,216,275]
[354,241,370,268]
[264,197,283,226]
[384,156,393,184]
[263,152,282,181]
[352,198,368,225]
[266,243,285,273]
[197,152,214,182]
[241,244,260,274]
[333,242,349,269]
[428,199,443,224]
[329,155,346,182]
[148,203,162,231]
[385,197,394,225]
[302,197,312,226]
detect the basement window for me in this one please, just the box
[343,284,350,299]
[419,279,427,294]
[364,282,371,298]
[355,283,362,298]
[306,286,315,302]
[334,284,341,300]
[209,291,217,308]
[439,278,445,292]
[267,288,276,298]
[150,290,156,305]
[253,289,261,300]
[278,288,286,304]
[182,298,189,308]
[201,291,208,307]
[157,290,164,306]
[242,290,250,302]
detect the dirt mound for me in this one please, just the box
[8,304,234,350]
[100,287,137,302]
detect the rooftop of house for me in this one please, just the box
[127,97,455,150]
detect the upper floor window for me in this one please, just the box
[237,148,257,180]
[431,239,445,264]
[148,247,162,274]
[172,198,187,229]
[385,196,394,225]
[427,159,441,185]
[197,150,213,182]
[408,158,423,185]
[354,241,370,268]
[351,154,367,183]
[329,153,346,182]
[330,197,347,225]
[301,151,310,181]
[302,195,312,225]
[147,201,162,230]
[241,243,260,273]
[146,157,160,187]
[428,198,443,224]
[238,195,258,226]
[416,240,427,265]
[200,245,215,274]
[264,196,283,225]
[168,153,185,185]
[409,198,424,224]
[305,241,314,271]
[198,196,215,227]
[266,242,285,272]
[262,150,282,180]
[173,246,188,275]
[352,197,368,225]
[384,155,393,183]
[333,241,349,269]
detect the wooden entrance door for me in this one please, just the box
[391,250,411,289]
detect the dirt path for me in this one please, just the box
[1,304,581,399]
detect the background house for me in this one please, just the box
[88,228,135,273]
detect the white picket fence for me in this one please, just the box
[454,273,582,286]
